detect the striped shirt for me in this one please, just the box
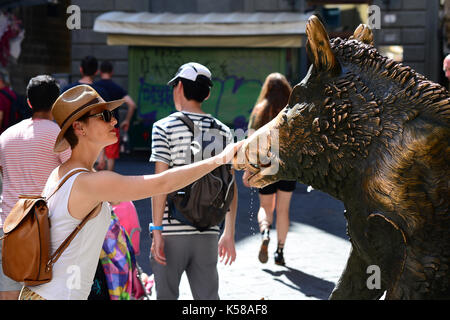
[150,111,233,235]
[0,118,71,227]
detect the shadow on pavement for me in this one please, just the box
[232,170,348,242]
[262,267,335,300]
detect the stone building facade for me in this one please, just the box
[1,1,441,94]
[371,0,441,83]
[69,0,304,90]
[5,0,71,93]
[69,0,440,91]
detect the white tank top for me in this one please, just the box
[33,168,111,300]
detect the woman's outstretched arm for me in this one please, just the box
[71,141,243,210]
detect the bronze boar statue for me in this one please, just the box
[234,15,450,299]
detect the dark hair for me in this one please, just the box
[64,115,89,149]
[100,60,113,74]
[179,76,211,103]
[26,75,60,113]
[80,56,98,77]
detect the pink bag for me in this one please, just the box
[112,201,141,256]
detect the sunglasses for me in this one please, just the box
[85,110,114,122]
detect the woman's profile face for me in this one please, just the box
[82,107,118,148]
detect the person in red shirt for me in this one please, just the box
[94,61,136,171]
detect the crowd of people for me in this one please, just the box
[0,57,296,300]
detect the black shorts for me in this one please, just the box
[258,180,297,195]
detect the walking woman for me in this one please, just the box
[18,85,242,300]
[242,73,295,266]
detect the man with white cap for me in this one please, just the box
[149,62,238,300]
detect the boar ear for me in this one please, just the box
[306,15,340,73]
[350,24,374,45]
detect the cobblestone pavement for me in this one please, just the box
[115,152,352,300]
[179,222,351,300]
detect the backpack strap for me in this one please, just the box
[174,112,202,164]
[46,203,100,271]
[210,118,227,150]
[45,168,89,201]
[167,113,198,224]
[44,168,100,272]
[176,111,216,133]
[176,112,196,134]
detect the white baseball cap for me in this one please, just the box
[167,62,213,87]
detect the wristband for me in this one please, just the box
[149,223,163,232]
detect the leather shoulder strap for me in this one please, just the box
[46,203,101,270]
[46,169,89,201]
[44,168,97,270]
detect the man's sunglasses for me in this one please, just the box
[85,110,114,122]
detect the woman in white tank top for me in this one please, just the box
[18,85,243,300]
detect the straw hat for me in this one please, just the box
[52,84,124,153]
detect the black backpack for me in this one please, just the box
[0,89,31,127]
[167,112,235,231]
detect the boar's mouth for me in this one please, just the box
[245,153,277,187]
[242,157,281,189]
[233,119,285,188]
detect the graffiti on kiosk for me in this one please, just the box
[138,79,173,111]
[137,75,262,129]
[128,47,287,148]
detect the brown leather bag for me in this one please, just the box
[1,169,97,286]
